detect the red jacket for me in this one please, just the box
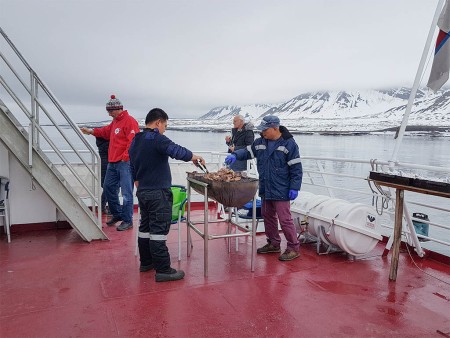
[93,110,140,162]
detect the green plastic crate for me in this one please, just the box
[171,186,187,222]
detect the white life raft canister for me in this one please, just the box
[291,191,382,256]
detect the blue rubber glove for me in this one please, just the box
[224,154,237,165]
[288,189,298,200]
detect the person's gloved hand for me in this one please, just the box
[288,189,298,200]
[224,154,236,165]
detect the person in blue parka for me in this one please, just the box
[225,115,303,261]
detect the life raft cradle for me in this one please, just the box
[294,213,344,256]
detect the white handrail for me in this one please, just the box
[0,27,102,227]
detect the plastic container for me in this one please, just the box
[412,212,429,241]
[243,199,262,218]
[171,186,187,221]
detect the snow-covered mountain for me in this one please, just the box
[190,88,449,132]
[84,88,449,133]
[200,103,273,121]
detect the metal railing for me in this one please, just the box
[0,27,101,227]
[169,153,450,257]
[301,156,450,257]
[38,145,450,256]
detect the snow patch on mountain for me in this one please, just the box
[194,87,449,132]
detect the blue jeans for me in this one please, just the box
[104,161,134,223]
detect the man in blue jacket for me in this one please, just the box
[129,108,205,282]
[225,115,302,261]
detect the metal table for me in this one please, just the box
[186,176,258,277]
[369,173,450,281]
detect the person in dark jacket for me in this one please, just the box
[129,108,205,282]
[95,137,110,214]
[224,115,255,171]
[225,115,303,261]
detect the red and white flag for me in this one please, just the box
[427,0,450,91]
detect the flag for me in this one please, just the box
[427,0,450,91]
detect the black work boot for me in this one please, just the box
[155,268,185,282]
[139,264,154,272]
[106,215,122,226]
[117,221,133,231]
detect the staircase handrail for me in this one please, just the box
[0,26,101,226]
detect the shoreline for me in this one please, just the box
[77,122,450,136]
[165,125,450,136]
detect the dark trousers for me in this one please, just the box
[100,159,108,210]
[261,199,300,252]
[137,189,173,273]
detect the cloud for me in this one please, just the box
[0,0,439,121]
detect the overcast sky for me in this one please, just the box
[0,0,441,121]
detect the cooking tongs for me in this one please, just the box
[196,159,209,173]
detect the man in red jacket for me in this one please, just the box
[81,94,140,231]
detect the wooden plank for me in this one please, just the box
[369,179,450,199]
[389,189,404,281]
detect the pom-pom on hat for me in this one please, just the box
[257,115,280,131]
[106,94,123,111]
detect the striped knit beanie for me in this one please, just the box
[106,94,123,111]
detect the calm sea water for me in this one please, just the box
[165,130,450,167]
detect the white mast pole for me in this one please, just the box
[390,0,445,162]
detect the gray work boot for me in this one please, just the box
[278,249,300,261]
[106,215,122,226]
[257,242,281,254]
[117,221,133,231]
[155,268,185,282]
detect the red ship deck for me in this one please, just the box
[1,206,449,337]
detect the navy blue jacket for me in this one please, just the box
[234,126,302,200]
[129,128,193,191]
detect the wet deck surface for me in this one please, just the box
[1,207,449,337]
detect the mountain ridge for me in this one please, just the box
[199,87,449,122]
[81,87,450,133]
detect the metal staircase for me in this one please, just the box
[0,27,107,241]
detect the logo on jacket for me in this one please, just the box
[115,128,120,134]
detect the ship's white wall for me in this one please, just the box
[0,144,9,227]
[9,155,57,225]
[0,144,9,178]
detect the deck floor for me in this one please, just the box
[1,207,449,337]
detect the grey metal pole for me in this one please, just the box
[203,185,209,277]
[390,0,445,162]
[187,180,192,257]
[251,195,257,272]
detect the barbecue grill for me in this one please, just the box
[187,172,259,207]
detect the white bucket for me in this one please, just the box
[291,192,381,256]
